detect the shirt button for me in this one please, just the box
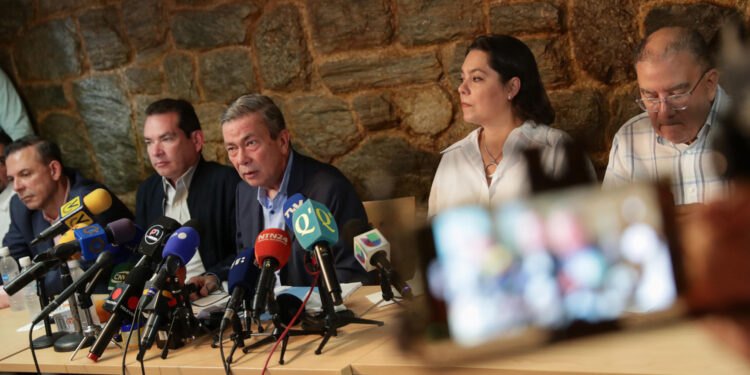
[270,210,275,214]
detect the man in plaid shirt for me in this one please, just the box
[603,26,729,205]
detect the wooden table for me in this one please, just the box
[0,286,398,374]
[350,320,750,375]
[0,306,38,361]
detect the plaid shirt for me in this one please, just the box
[602,86,729,204]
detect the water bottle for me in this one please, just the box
[67,259,100,326]
[0,246,24,312]
[19,256,41,319]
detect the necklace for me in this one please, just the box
[482,133,501,178]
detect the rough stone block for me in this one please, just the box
[14,18,81,80]
[73,75,140,193]
[570,0,637,84]
[0,0,32,43]
[125,67,163,95]
[319,52,441,93]
[549,89,606,151]
[393,84,452,135]
[334,135,439,202]
[607,82,641,145]
[133,95,155,176]
[194,102,226,143]
[396,0,483,46]
[306,0,393,54]
[644,4,743,50]
[39,0,107,16]
[254,4,310,91]
[164,53,199,102]
[199,48,256,104]
[440,40,472,91]
[79,6,130,71]
[490,2,560,35]
[521,36,571,89]
[437,116,478,151]
[284,94,360,160]
[353,92,396,131]
[38,113,97,181]
[21,84,69,113]
[123,0,168,62]
[171,3,258,49]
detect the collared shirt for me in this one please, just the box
[162,164,206,280]
[428,121,585,217]
[0,185,16,243]
[257,152,293,286]
[43,177,71,246]
[602,86,729,205]
[257,152,294,232]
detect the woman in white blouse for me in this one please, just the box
[428,35,590,217]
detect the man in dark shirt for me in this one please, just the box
[135,99,240,298]
[3,136,133,294]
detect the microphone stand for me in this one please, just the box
[242,289,322,365]
[69,266,107,360]
[150,280,212,360]
[378,270,395,302]
[32,279,66,349]
[220,300,253,364]
[312,264,384,355]
[54,262,87,352]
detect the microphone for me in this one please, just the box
[137,216,183,259]
[32,251,114,325]
[75,218,136,262]
[87,261,152,362]
[30,188,112,247]
[252,229,292,320]
[33,219,138,263]
[139,224,199,309]
[4,258,59,296]
[291,199,343,305]
[354,228,412,299]
[282,193,306,229]
[220,248,255,332]
[137,224,199,359]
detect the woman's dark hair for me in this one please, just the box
[466,35,555,125]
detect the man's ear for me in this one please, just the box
[191,130,204,153]
[48,160,63,181]
[278,129,291,154]
[705,68,719,102]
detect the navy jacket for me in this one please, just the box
[135,158,240,281]
[2,168,134,294]
[235,151,374,287]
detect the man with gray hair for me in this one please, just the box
[222,94,373,287]
[603,26,729,205]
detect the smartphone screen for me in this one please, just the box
[428,183,679,348]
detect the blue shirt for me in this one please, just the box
[257,152,294,231]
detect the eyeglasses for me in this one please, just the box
[635,69,709,113]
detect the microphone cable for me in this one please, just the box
[121,292,148,375]
[260,261,321,375]
[28,321,41,375]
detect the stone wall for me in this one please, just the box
[0,0,747,215]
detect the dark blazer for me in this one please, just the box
[135,158,240,281]
[2,168,134,294]
[236,151,374,287]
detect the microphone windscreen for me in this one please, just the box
[283,193,306,229]
[83,188,112,215]
[255,229,292,270]
[162,226,199,265]
[227,248,255,293]
[60,228,77,244]
[106,218,137,245]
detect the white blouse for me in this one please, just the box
[428,121,587,217]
